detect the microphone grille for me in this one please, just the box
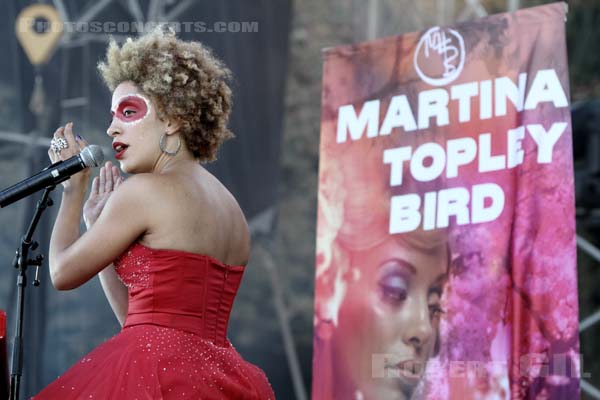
[80,145,105,167]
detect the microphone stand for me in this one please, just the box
[9,186,55,400]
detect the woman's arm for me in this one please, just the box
[84,162,129,326]
[47,124,90,285]
[98,265,128,326]
[49,174,150,290]
[47,126,150,289]
[48,187,87,285]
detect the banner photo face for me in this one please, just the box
[312,4,579,400]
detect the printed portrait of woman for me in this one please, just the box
[312,138,450,400]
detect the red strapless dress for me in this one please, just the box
[32,243,275,399]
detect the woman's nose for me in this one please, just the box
[106,120,120,137]
[402,296,433,349]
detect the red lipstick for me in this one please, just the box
[112,142,128,160]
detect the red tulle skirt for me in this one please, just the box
[32,324,274,399]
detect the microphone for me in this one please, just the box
[0,145,104,208]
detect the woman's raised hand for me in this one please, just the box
[47,122,91,190]
[83,161,123,229]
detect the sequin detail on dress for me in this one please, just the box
[114,244,153,289]
[32,242,275,399]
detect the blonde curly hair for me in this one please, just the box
[97,26,233,162]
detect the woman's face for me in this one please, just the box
[107,81,168,173]
[332,235,448,400]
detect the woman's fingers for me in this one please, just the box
[91,176,99,195]
[62,122,78,155]
[104,162,114,192]
[93,162,122,196]
[52,126,65,139]
[48,126,64,162]
[111,165,121,186]
[75,135,85,151]
[98,166,106,193]
[76,134,89,146]
[74,134,91,154]
[52,126,64,138]
[52,125,68,160]
[47,148,56,164]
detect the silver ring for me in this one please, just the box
[50,137,68,153]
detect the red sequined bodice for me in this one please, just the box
[114,242,245,347]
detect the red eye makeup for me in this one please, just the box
[111,94,151,125]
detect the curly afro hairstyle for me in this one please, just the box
[97,26,233,163]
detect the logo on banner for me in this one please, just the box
[414,26,465,86]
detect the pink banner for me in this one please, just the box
[312,3,579,399]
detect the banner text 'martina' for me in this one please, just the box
[336,69,568,143]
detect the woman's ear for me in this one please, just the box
[165,119,181,135]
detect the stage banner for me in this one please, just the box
[312,3,579,399]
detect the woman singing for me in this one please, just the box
[33,27,274,399]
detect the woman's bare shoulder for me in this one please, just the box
[127,170,250,264]
[117,173,176,199]
[120,172,169,187]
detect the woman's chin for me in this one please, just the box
[355,380,412,400]
[116,161,129,173]
[117,160,138,174]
